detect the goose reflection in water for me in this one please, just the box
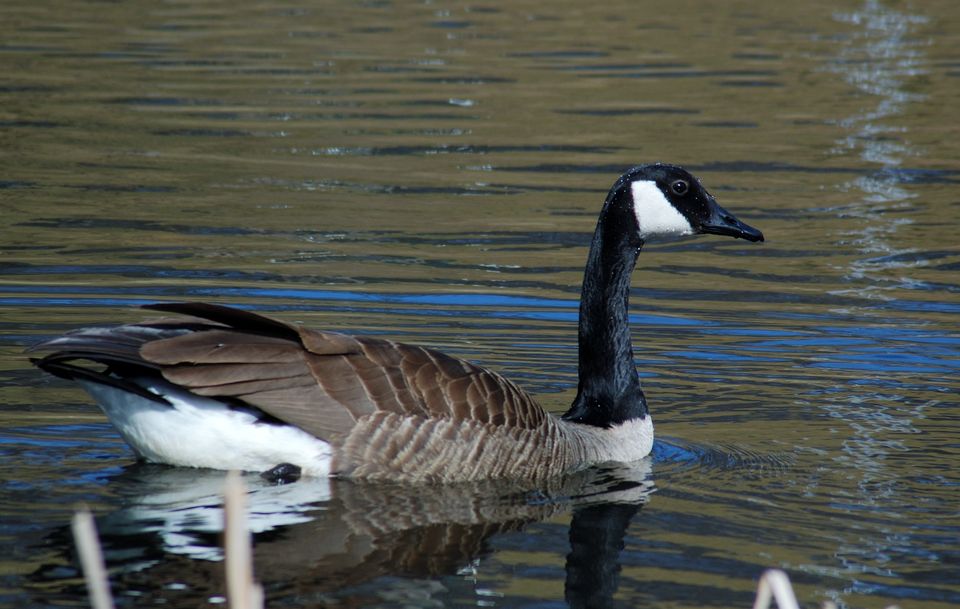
[34,461,654,607]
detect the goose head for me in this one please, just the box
[614,163,764,243]
[569,163,763,429]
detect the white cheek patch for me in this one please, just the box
[630,180,694,238]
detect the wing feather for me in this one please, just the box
[33,302,550,446]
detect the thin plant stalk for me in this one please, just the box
[71,507,116,609]
[224,471,264,609]
[752,569,800,609]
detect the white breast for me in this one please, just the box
[565,415,655,464]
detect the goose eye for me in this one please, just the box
[670,180,689,196]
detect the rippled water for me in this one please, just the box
[1,0,958,607]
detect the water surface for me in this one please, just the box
[1,0,958,608]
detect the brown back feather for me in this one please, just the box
[134,303,547,441]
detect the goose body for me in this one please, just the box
[30,164,763,483]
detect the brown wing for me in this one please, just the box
[136,302,548,440]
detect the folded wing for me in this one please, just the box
[33,303,549,444]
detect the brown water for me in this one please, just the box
[1,0,959,607]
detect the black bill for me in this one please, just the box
[700,199,764,242]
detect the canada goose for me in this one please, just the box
[30,163,763,483]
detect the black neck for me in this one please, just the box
[562,195,648,427]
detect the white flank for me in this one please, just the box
[78,379,334,477]
[630,180,694,238]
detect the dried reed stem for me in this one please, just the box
[71,507,116,609]
[752,569,800,609]
[224,471,264,609]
